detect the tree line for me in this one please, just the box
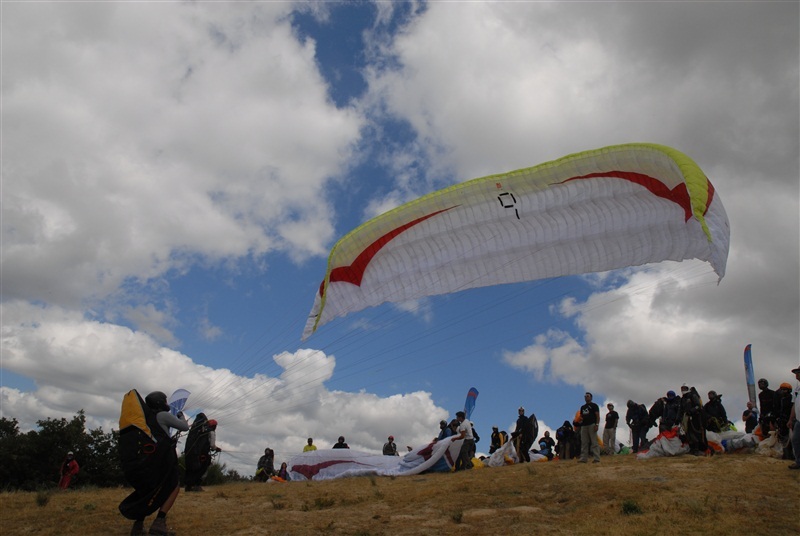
[0,411,243,491]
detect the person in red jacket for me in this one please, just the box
[58,451,79,489]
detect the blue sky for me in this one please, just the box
[2,1,798,475]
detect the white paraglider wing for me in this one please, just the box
[303,143,729,340]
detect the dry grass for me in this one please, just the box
[2,453,798,535]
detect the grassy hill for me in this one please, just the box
[1,453,798,535]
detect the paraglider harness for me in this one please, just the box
[117,389,180,520]
[184,413,217,487]
[679,387,709,454]
[255,449,275,481]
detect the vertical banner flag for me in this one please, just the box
[744,345,756,406]
[464,387,479,420]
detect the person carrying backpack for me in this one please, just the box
[679,385,708,456]
[626,400,650,453]
[661,391,682,431]
[118,389,188,536]
[704,391,730,433]
[489,426,508,454]
[255,448,275,482]
[183,414,221,492]
[555,421,575,460]
[511,407,534,462]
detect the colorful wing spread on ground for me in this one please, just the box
[744,345,756,406]
[303,143,730,339]
[287,440,463,481]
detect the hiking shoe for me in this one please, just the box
[788,463,800,470]
[130,520,146,536]
[148,517,175,536]
[592,459,600,463]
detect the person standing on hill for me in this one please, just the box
[679,385,707,456]
[555,421,575,460]
[661,391,682,432]
[578,393,601,463]
[120,390,189,536]
[626,400,650,453]
[451,411,474,470]
[788,366,800,470]
[184,414,221,492]
[511,407,534,462]
[303,438,317,452]
[774,382,794,459]
[704,391,730,432]
[58,451,79,490]
[602,403,619,455]
[382,436,398,456]
[758,378,776,433]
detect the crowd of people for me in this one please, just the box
[473,368,800,470]
[118,366,799,534]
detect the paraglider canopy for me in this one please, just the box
[303,143,729,339]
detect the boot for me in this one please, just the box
[130,519,146,536]
[148,516,175,536]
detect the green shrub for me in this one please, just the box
[35,490,51,507]
[622,499,643,515]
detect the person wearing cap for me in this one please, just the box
[704,391,730,433]
[332,436,350,449]
[511,406,534,462]
[489,425,508,454]
[382,435,398,456]
[788,366,800,470]
[451,411,474,470]
[578,393,601,463]
[58,451,79,490]
[602,403,619,455]
[183,413,221,492]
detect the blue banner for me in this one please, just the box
[463,387,479,420]
[744,344,756,406]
